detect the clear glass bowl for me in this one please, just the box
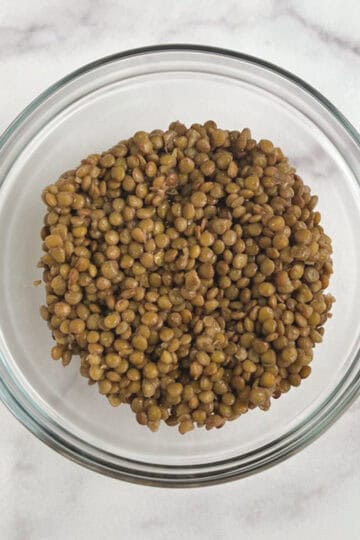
[0,45,360,487]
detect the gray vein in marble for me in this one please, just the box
[1,0,360,63]
[156,4,269,41]
[0,23,63,57]
[275,0,360,57]
[0,0,108,59]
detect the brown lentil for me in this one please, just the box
[39,121,334,434]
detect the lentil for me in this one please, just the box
[39,121,334,434]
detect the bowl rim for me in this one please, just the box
[0,43,360,488]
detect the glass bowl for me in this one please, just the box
[0,45,360,488]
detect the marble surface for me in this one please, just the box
[1,1,360,539]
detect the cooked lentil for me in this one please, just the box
[39,121,334,434]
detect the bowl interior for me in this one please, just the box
[0,49,360,471]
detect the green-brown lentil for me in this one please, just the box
[39,121,334,434]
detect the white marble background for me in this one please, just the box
[0,1,360,539]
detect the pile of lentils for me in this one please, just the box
[39,121,335,434]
